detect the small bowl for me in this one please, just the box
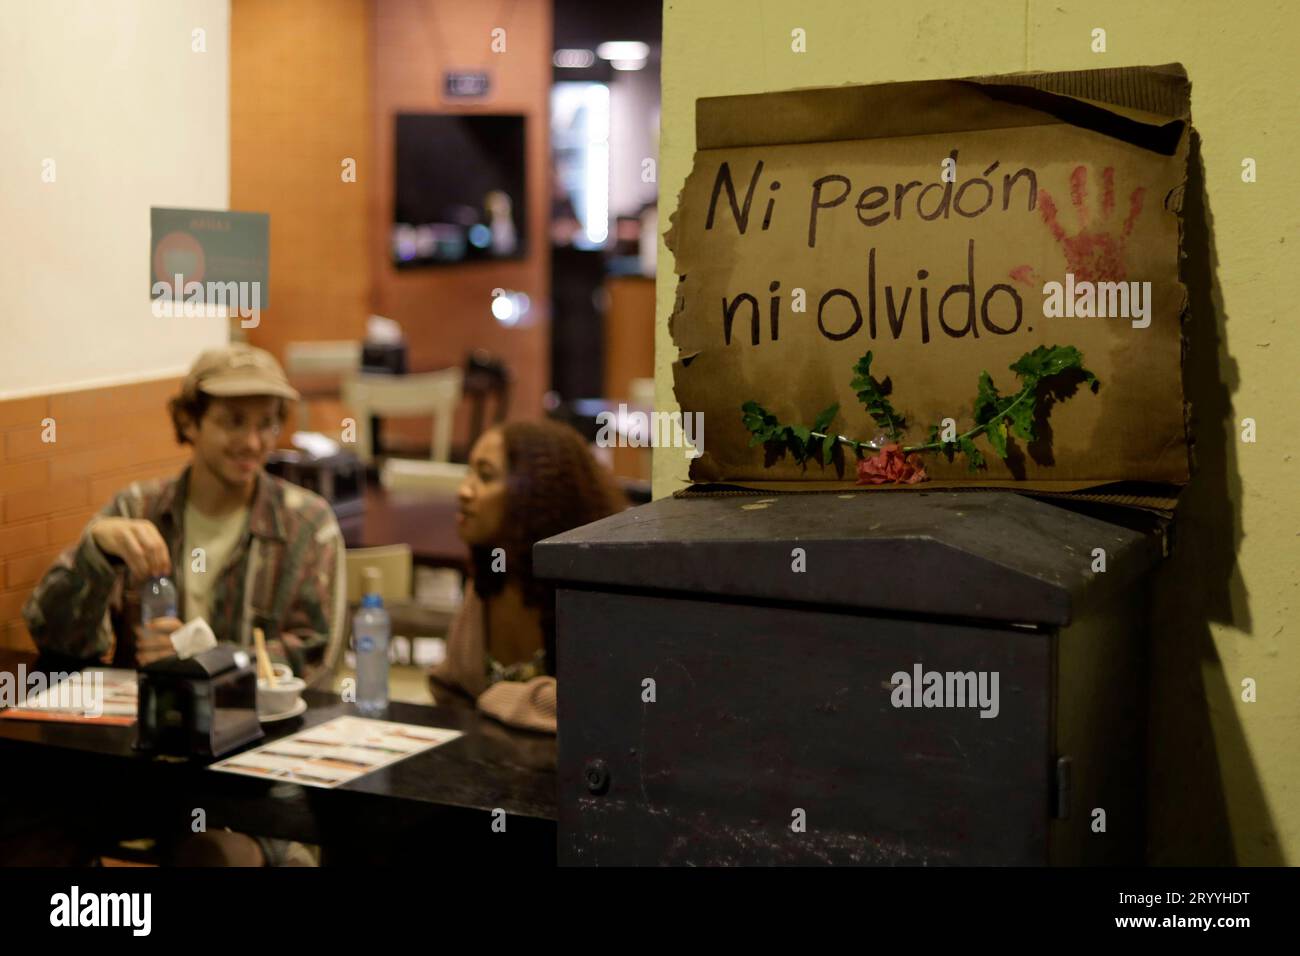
[257,675,306,717]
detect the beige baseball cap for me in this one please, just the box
[183,344,300,401]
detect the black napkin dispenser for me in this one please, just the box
[135,645,264,758]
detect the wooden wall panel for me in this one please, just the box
[230,0,373,377]
[229,0,551,450]
[604,275,656,480]
[371,0,553,438]
[604,275,655,400]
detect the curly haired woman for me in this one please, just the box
[429,419,626,733]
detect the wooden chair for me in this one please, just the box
[344,544,413,606]
[344,544,411,667]
[283,340,363,433]
[341,368,463,466]
[343,544,457,665]
[379,457,467,496]
[318,534,351,685]
[457,350,511,459]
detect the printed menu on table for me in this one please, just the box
[0,668,138,726]
[208,715,462,788]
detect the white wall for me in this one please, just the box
[0,0,231,399]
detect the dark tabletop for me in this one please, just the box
[0,650,556,862]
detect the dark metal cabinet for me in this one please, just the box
[535,491,1163,866]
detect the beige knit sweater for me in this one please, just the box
[429,584,557,734]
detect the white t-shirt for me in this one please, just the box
[182,501,250,624]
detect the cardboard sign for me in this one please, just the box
[150,206,269,306]
[668,65,1191,496]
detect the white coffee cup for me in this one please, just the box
[257,666,305,717]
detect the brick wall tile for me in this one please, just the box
[7,419,96,457]
[17,416,175,460]
[47,388,104,422]
[3,426,57,462]
[49,444,183,485]
[4,546,63,590]
[0,396,49,430]
[0,620,35,652]
[0,520,48,558]
[129,378,185,412]
[47,509,97,548]
[0,459,50,495]
[0,586,31,623]
[4,479,88,523]
[47,448,100,484]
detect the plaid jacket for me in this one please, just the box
[23,467,346,686]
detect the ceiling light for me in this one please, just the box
[596,41,649,61]
[491,290,531,327]
[553,49,596,68]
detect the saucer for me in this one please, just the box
[258,697,307,723]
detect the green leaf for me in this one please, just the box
[790,425,811,463]
[741,400,784,446]
[812,402,839,436]
[1006,399,1037,443]
[960,346,1099,465]
[806,403,837,465]
[740,400,843,468]
[849,351,906,441]
[806,434,826,465]
[1004,345,1097,447]
[741,343,1097,475]
[958,436,986,472]
[1009,344,1094,390]
[985,418,1008,458]
[972,371,1002,426]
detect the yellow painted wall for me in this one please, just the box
[655,0,1299,864]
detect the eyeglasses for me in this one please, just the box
[210,414,282,440]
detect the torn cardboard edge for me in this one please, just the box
[692,63,1189,153]
[666,63,1195,517]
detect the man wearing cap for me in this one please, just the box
[24,344,346,686]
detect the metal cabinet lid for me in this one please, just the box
[534,491,1164,627]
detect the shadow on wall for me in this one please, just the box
[1146,131,1280,865]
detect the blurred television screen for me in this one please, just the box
[392,113,527,268]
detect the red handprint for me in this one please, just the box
[1009,165,1145,286]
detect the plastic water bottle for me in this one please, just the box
[141,576,177,625]
[353,567,390,716]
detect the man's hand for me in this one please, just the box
[135,616,182,667]
[90,518,171,581]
